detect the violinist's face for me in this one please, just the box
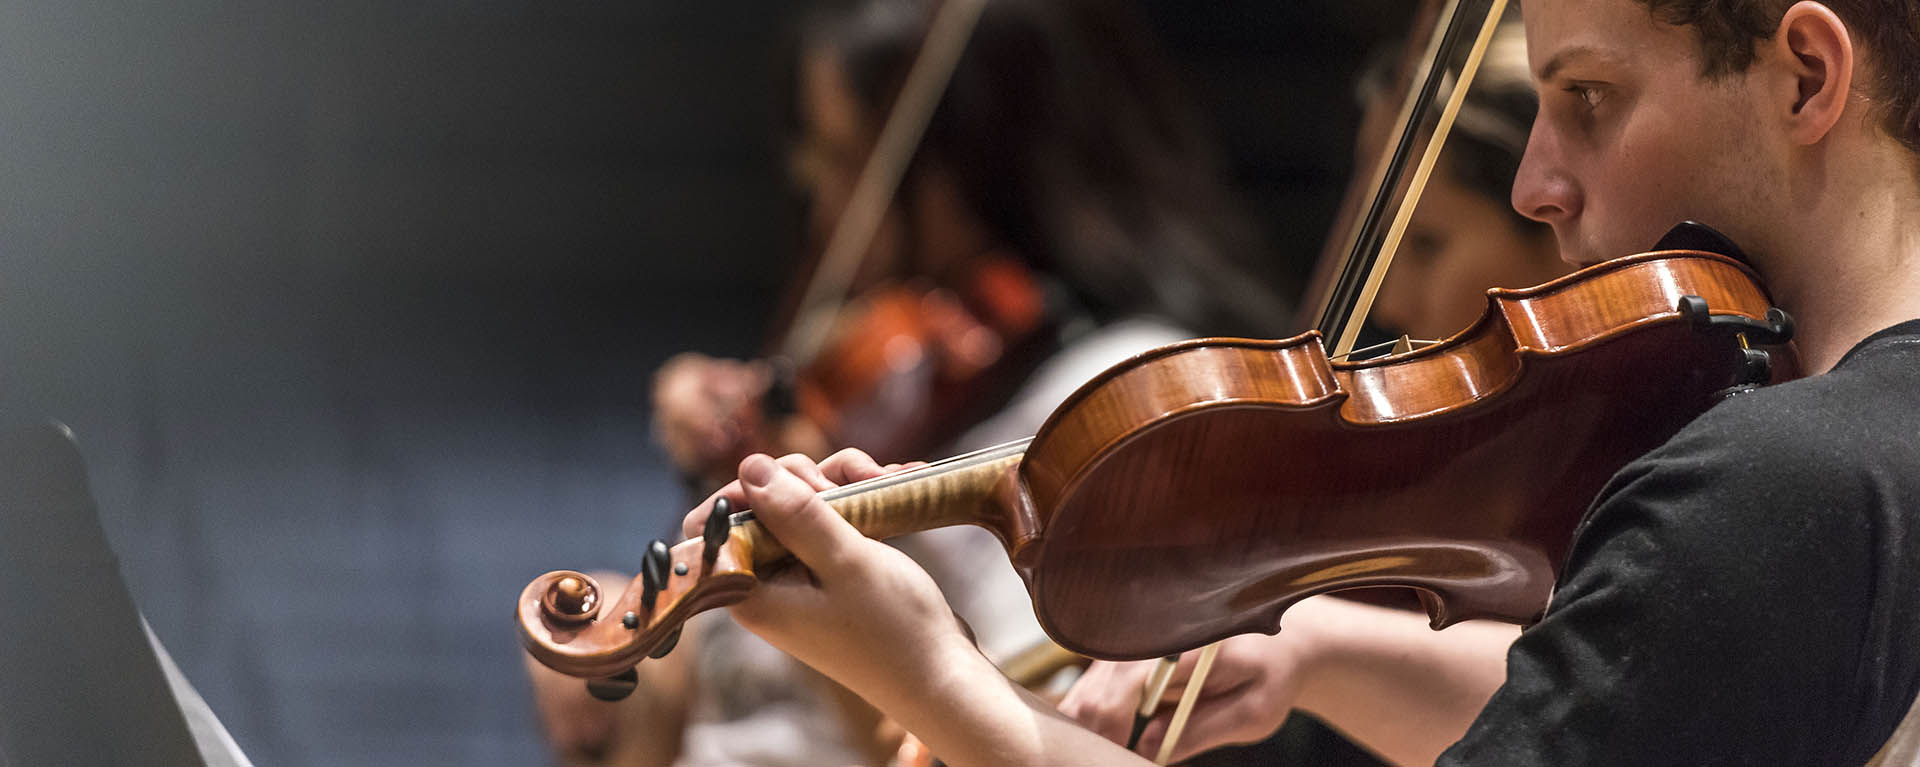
[794,49,906,287]
[793,49,992,286]
[1512,0,1789,267]
[1373,166,1564,339]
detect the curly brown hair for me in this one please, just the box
[1636,0,1920,155]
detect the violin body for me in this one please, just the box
[668,255,1054,491]
[520,249,1789,676]
[1013,250,1777,658]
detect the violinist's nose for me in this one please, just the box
[1511,122,1581,226]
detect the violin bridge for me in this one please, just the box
[1333,335,1440,362]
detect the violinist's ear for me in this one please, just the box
[1774,1,1854,146]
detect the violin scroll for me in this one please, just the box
[517,527,761,680]
[520,445,1033,683]
[538,575,598,626]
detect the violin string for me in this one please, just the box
[779,0,988,366]
[815,436,1029,502]
[725,436,1031,526]
[1330,336,1442,362]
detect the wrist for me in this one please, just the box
[868,635,1037,761]
[1278,595,1349,718]
[877,628,1002,712]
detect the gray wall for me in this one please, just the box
[0,1,1401,764]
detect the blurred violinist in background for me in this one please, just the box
[1056,15,1567,765]
[651,0,1294,496]
[527,0,1291,763]
[1363,16,1563,342]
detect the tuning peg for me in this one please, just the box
[539,574,599,625]
[649,627,683,660]
[641,539,670,612]
[586,667,639,702]
[704,497,732,567]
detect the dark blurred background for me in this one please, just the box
[0,2,1403,764]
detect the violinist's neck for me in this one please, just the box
[1763,151,1920,373]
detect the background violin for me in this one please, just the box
[788,253,1055,463]
[656,253,1057,492]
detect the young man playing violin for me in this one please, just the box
[680,0,1920,763]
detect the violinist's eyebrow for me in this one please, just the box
[1536,45,1611,82]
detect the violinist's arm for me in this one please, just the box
[682,450,1152,767]
[1291,599,1517,763]
[1062,598,1516,765]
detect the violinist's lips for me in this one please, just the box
[1559,244,1607,269]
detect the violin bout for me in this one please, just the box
[1013,250,1788,659]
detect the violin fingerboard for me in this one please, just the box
[740,450,1024,568]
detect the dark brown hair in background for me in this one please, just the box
[794,0,1294,336]
[1637,0,1920,156]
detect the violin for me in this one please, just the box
[524,10,1799,760]
[518,245,1794,679]
[661,251,1055,496]
[783,253,1054,463]
[663,0,1041,487]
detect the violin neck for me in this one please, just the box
[734,439,1031,568]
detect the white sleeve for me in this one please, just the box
[947,317,1192,452]
[901,317,1193,663]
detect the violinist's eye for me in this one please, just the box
[1565,84,1606,109]
[1405,231,1445,264]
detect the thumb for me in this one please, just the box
[738,453,867,575]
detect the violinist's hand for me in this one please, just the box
[679,449,971,702]
[1059,623,1313,763]
[653,353,772,474]
[1061,596,1520,766]
[681,449,1152,767]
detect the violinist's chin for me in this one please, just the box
[1556,240,1608,270]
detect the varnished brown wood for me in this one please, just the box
[1016,250,1774,658]
[741,441,1030,567]
[540,576,597,625]
[519,540,759,678]
[519,250,1787,673]
[518,440,1029,677]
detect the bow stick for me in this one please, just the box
[779,0,988,367]
[1136,0,1510,760]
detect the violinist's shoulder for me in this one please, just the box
[1523,361,1920,767]
[1591,358,1920,540]
[1674,352,1919,473]
[1559,373,1891,604]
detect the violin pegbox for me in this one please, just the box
[516,497,762,683]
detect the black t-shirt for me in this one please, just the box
[1440,320,1920,766]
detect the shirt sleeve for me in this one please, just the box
[1437,401,1885,766]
